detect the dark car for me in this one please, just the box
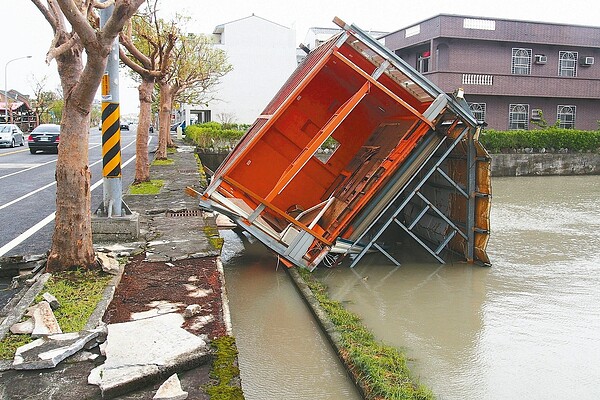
[120,123,130,130]
[28,124,60,154]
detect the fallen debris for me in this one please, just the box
[28,300,62,338]
[153,373,188,400]
[96,252,121,275]
[12,329,103,370]
[9,319,34,335]
[183,304,202,319]
[42,292,60,310]
[88,313,208,397]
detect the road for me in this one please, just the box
[0,126,147,258]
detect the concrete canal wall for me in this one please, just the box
[491,153,600,177]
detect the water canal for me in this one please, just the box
[223,175,600,399]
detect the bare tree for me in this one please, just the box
[32,0,144,271]
[29,75,59,124]
[155,32,232,159]
[119,2,177,183]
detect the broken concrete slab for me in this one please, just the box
[0,273,51,341]
[30,300,62,338]
[12,329,102,370]
[96,253,121,275]
[10,318,34,335]
[88,312,209,398]
[153,373,188,400]
[42,292,60,310]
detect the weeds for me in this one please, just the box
[204,336,244,400]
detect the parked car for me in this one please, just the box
[0,124,25,148]
[120,122,130,130]
[28,124,60,154]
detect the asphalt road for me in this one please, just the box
[0,126,147,258]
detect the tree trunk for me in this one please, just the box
[156,81,172,160]
[47,88,95,271]
[134,78,153,183]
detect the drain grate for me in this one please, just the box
[165,209,202,217]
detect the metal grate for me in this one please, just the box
[165,210,202,217]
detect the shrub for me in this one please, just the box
[186,122,246,150]
[480,127,600,153]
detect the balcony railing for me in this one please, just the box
[462,74,493,86]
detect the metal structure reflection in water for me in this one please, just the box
[200,17,491,270]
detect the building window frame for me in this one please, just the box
[509,104,529,130]
[468,102,486,123]
[558,51,578,77]
[417,50,430,73]
[557,105,576,129]
[511,48,532,75]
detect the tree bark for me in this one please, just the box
[47,50,95,271]
[156,80,172,160]
[134,78,153,183]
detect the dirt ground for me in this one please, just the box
[103,254,226,340]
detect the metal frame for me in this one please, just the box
[348,125,472,267]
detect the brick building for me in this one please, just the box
[381,15,600,130]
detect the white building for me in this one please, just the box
[182,15,297,125]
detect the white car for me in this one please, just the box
[0,124,25,148]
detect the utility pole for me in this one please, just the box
[99,0,124,217]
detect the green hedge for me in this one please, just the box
[480,128,600,153]
[185,122,246,150]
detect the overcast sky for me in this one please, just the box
[3,0,600,116]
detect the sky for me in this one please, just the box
[3,0,600,116]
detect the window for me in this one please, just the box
[558,51,578,77]
[557,105,576,129]
[469,103,486,123]
[509,104,529,130]
[417,50,430,73]
[512,48,532,75]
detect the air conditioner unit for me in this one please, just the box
[580,56,595,66]
[534,54,547,64]
[531,109,542,120]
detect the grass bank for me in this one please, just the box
[296,268,433,400]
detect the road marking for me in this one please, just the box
[0,143,102,181]
[0,148,29,156]
[0,138,149,257]
[0,163,42,169]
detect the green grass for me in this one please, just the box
[297,268,434,400]
[129,179,164,195]
[0,269,113,360]
[151,158,174,166]
[204,336,244,400]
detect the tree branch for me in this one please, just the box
[46,33,79,64]
[31,0,58,31]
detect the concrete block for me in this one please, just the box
[42,292,60,310]
[92,212,140,242]
[153,373,188,400]
[30,301,62,338]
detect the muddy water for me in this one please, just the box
[221,230,361,400]
[315,175,600,399]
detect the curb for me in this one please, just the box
[285,267,368,399]
[216,257,232,336]
[0,272,51,342]
[84,263,125,331]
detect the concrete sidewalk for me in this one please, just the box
[0,139,235,399]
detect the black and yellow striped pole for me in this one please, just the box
[99,1,123,217]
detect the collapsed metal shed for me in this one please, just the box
[200,17,491,270]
